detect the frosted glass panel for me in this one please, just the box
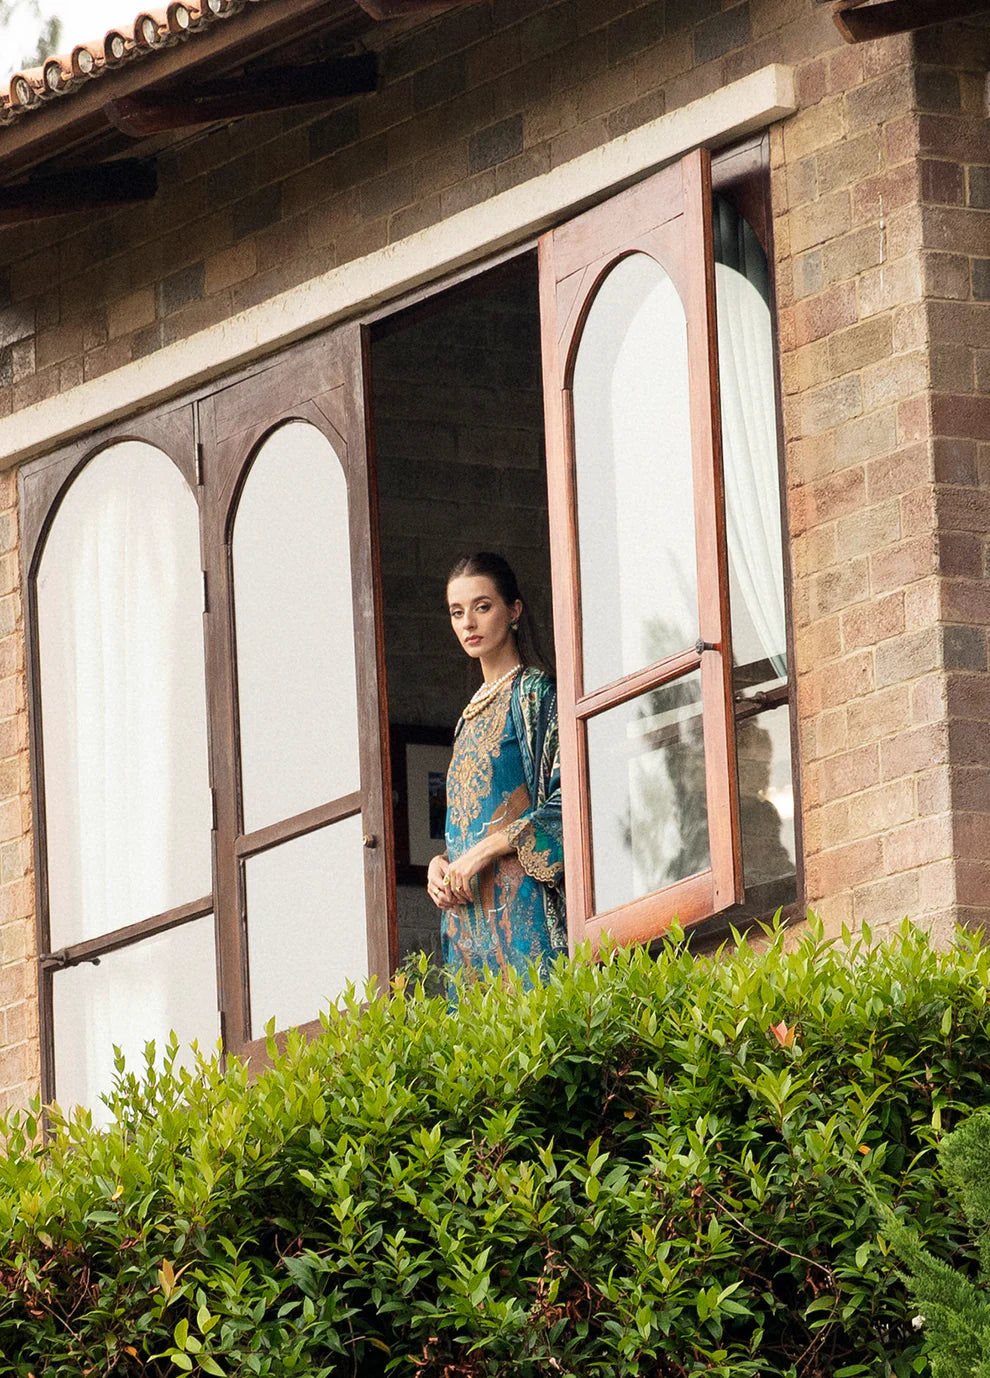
[246,816,367,1038]
[587,672,709,913]
[234,421,360,834]
[37,444,212,949]
[52,916,218,1127]
[572,253,696,692]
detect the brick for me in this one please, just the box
[846,684,911,749]
[806,835,883,895]
[969,165,990,209]
[852,871,919,925]
[915,67,961,114]
[920,159,965,206]
[797,375,863,437]
[880,722,950,779]
[943,624,988,672]
[932,394,990,442]
[858,255,923,319]
[792,282,857,348]
[847,777,915,835]
[829,315,895,377]
[782,97,846,166]
[469,115,524,173]
[973,260,990,302]
[861,348,928,412]
[835,499,900,560]
[788,190,851,255]
[204,242,257,295]
[923,205,990,257]
[232,186,282,243]
[870,535,937,594]
[821,224,884,286]
[693,2,750,64]
[867,446,930,504]
[846,69,915,133]
[918,113,988,163]
[841,592,905,650]
[923,251,973,301]
[818,131,883,197]
[806,649,874,712]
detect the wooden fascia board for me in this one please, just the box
[834,0,990,41]
[0,0,351,181]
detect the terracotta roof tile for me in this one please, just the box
[1,0,256,122]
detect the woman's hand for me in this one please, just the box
[426,854,458,909]
[441,832,514,903]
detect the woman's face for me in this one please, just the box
[447,574,522,663]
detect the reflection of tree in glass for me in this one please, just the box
[736,718,792,887]
[619,618,709,892]
[616,618,790,898]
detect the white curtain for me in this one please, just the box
[37,442,215,1112]
[715,263,788,678]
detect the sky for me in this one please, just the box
[1,0,140,75]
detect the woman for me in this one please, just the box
[426,553,566,986]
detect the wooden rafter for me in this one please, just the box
[833,0,990,42]
[354,0,467,17]
[0,158,157,222]
[104,53,377,137]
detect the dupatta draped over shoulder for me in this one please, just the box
[441,668,566,985]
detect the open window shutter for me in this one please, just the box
[539,147,742,952]
[200,322,393,1061]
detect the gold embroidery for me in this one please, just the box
[446,679,512,841]
[512,825,561,884]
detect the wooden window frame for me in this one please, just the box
[21,325,394,1101]
[539,138,799,954]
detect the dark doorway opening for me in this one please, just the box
[368,251,552,963]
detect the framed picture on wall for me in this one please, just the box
[391,724,454,885]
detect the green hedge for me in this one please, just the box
[1,920,989,1377]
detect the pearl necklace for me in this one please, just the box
[462,664,521,719]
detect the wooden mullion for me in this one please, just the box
[539,232,592,948]
[199,391,250,1053]
[235,793,362,860]
[40,896,213,970]
[575,647,704,721]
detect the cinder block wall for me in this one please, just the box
[1,0,987,1106]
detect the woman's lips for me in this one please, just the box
[465,636,482,646]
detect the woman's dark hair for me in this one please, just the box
[446,551,551,673]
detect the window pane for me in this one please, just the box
[716,261,787,677]
[233,421,360,835]
[52,916,218,1127]
[587,672,709,913]
[37,444,212,949]
[737,702,795,889]
[572,253,697,692]
[245,816,367,1039]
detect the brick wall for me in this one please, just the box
[914,21,990,932]
[777,17,990,941]
[0,470,37,1117]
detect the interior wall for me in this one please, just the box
[370,256,551,960]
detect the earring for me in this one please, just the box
[511,622,519,632]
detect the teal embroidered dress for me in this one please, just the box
[442,668,566,984]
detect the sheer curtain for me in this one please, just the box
[36,442,216,1116]
[714,200,788,678]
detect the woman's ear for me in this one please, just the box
[511,600,523,629]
